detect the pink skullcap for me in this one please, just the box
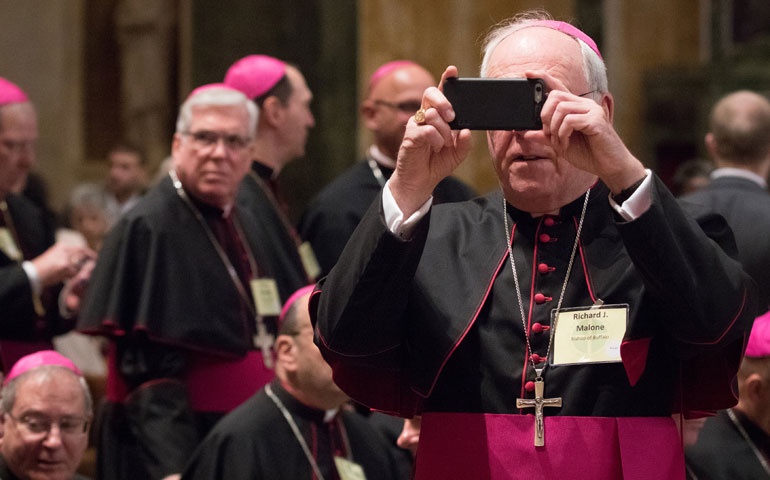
[224,55,287,100]
[532,20,603,61]
[746,310,770,357]
[278,285,316,330]
[4,350,82,386]
[368,60,420,93]
[0,77,29,106]
[186,82,238,101]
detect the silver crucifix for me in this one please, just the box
[254,320,275,369]
[516,378,562,446]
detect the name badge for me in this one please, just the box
[250,278,282,317]
[552,304,628,366]
[299,241,321,281]
[334,456,367,480]
[0,228,22,261]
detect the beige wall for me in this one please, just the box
[605,0,702,168]
[1,0,707,208]
[1,0,89,209]
[358,0,703,194]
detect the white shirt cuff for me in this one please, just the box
[609,169,653,221]
[382,181,433,239]
[21,260,42,297]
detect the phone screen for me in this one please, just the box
[443,78,545,131]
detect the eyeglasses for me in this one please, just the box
[0,139,36,156]
[182,130,252,152]
[373,99,423,114]
[5,411,89,437]
[577,90,598,98]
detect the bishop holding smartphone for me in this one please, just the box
[312,10,756,480]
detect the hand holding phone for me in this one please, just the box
[442,77,546,131]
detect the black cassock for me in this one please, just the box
[183,379,404,480]
[299,157,476,276]
[313,175,756,478]
[686,409,770,480]
[78,175,305,479]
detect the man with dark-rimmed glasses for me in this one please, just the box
[78,84,305,480]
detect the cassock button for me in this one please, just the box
[531,322,544,333]
[538,263,554,275]
[530,353,545,363]
[525,381,536,392]
[539,233,551,243]
[534,293,552,304]
[543,217,556,227]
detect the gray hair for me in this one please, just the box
[480,11,608,97]
[176,86,259,137]
[1,366,93,417]
[65,183,109,214]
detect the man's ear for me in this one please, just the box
[705,132,717,158]
[275,335,297,371]
[361,99,378,131]
[601,92,615,123]
[744,373,765,402]
[261,96,285,128]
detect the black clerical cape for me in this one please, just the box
[237,161,314,282]
[313,175,756,479]
[78,176,305,479]
[182,379,403,480]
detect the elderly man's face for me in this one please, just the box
[0,373,89,480]
[486,27,599,214]
[0,103,38,199]
[172,104,253,208]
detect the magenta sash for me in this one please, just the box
[107,348,273,413]
[415,413,684,480]
[185,350,273,412]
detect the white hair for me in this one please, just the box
[176,86,259,137]
[479,11,608,96]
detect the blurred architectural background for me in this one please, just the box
[2,0,769,220]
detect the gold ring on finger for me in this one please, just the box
[414,108,426,125]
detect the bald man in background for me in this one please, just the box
[683,90,770,311]
[299,61,476,276]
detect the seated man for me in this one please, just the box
[183,286,402,480]
[0,350,92,480]
[686,311,770,479]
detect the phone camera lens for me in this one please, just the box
[534,83,543,103]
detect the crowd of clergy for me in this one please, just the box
[2,8,770,480]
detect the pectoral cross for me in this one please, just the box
[516,378,562,446]
[254,320,275,369]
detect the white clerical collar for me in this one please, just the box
[323,407,340,423]
[711,167,768,189]
[368,145,397,169]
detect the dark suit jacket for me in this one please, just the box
[0,194,63,343]
[683,175,770,309]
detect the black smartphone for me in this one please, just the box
[443,77,546,131]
